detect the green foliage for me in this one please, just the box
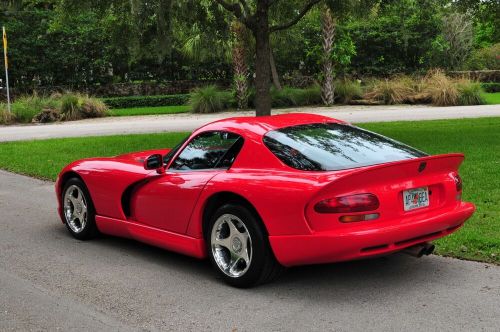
[348,0,444,75]
[59,93,107,120]
[102,94,190,109]
[335,79,363,103]
[466,43,500,70]
[481,83,500,93]
[0,107,15,125]
[456,80,485,105]
[11,94,60,123]
[1,0,498,93]
[269,86,322,108]
[60,93,81,120]
[189,86,234,113]
[3,93,107,124]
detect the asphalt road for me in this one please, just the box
[0,104,499,142]
[0,170,499,331]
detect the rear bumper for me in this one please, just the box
[269,202,475,267]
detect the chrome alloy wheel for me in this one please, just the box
[211,214,253,278]
[63,185,88,233]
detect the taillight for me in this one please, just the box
[453,173,462,192]
[314,193,380,214]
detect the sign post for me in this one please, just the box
[3,26,11,113]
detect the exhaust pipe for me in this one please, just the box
[403,242,435,258]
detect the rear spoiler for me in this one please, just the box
[318,153,465,196]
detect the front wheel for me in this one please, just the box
[62,178,98,240]
[207,204,284,288]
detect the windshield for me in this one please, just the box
[164,136,189,164]
[263,123,427,171]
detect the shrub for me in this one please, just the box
[424,69,459,106]
[60,93,81,120]
[364,77,414,104]
[189,85,234,113]
[61,93,108,120]
[0,105,16,124]
[79,97,108,118]
[456,80,485,105]
[335,80,363,104]
[270,85,322,107]
[11,94,61,123]
[481,83,500,93]
[102,94,190,109]
[301,85,322,105]
[466,43,500,70]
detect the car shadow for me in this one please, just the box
[51,222,457,302]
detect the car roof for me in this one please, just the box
[195,113,346,137]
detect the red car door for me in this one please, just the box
[130,131,243,234]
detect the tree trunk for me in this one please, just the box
[269,49,282,90]
[321,7,335,106]
[231,20,249,109]
[253,0,272,116]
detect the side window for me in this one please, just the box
[170,131,243,171]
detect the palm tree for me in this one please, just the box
[231,20,250,109]
[321,6,335,106]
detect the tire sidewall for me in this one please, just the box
[62,178,97,240]
[206,203,270,288]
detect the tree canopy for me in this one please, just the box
[1,0,498,110]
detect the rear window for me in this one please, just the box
[263,123,427,171]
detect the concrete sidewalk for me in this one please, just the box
[0,104,498,142]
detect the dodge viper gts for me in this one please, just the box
[56,113,475,287]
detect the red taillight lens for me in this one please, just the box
[453,173,462,192]
[314,193,380,214]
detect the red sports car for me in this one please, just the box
[56,113,475,287]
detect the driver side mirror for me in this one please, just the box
[144,154,165,174]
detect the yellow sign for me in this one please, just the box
[3,27,7,69]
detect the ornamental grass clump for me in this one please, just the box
[455,79,485,106]
[190,85,234,113]
[11,94,60,123]
[423,69,459,106]
[335,79,363,104]
[0,106,15,124]
[364,76,413,104]
[60,93,108,120]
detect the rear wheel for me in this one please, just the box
[62,178,98,240]
[206,204,284,287]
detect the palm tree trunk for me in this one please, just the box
[231,21,249,109]
[321,7,335,106]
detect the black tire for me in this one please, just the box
[61,177,98,240]
[205,203,284,288]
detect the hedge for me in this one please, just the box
[481,83,500,93]
[101,94,190,109]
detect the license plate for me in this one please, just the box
[403,187,429,211]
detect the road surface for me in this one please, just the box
[0,104,499,142]
[0,170,499,331]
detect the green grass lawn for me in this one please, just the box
[482,92,500,105]
[108,105,190,116]
[0,117,498,264]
